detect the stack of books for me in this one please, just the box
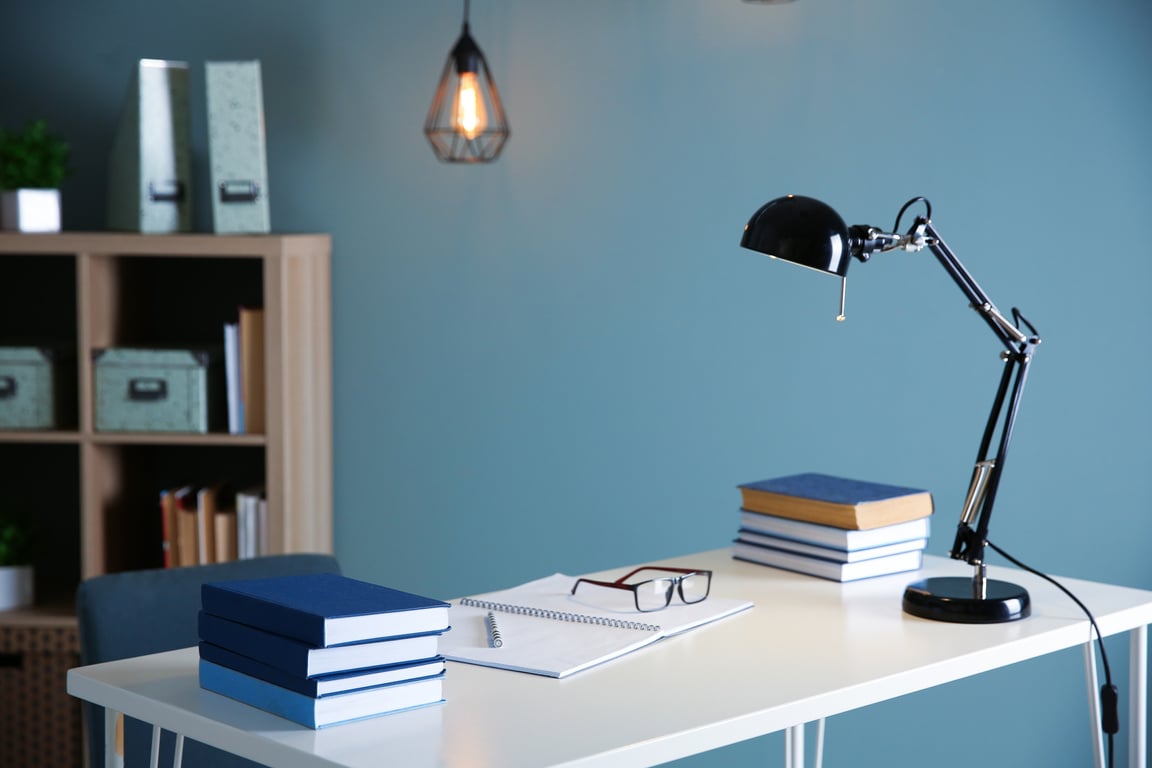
[733,472,933,582]
[197,572,451,728]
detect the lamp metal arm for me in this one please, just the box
[851,214,1041,568]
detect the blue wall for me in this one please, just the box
[4,1,1151,764]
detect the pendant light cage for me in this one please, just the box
[424,4,510,163]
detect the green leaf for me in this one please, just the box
[0,118,72,190]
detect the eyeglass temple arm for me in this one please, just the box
[570,577,626,595]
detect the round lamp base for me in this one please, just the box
[903,576,1030,623]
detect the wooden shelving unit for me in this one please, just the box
[0,232,333,622]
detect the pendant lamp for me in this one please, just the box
[424,0,510,163]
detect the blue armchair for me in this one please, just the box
[75,553,341,768]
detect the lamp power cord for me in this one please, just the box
[986,540,1118,768]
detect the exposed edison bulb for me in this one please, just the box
[453,71,487,140]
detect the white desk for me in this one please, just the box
[68,549,1152,768]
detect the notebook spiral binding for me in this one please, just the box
[460,596,661,632]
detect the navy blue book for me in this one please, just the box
[738,472,933,530]
[197,611,444,677]
[198,641,445,697]
[200,572,451,647]
[199,658,445,728]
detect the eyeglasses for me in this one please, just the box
[570,566,713,612]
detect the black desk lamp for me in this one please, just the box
[740,195,1041,623]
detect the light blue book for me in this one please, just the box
[738,510,931,552]
[735,529,927,563]
[198,640,444,697]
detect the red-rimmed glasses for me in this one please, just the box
[570,566,713,612]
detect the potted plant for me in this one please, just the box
[0,512,33,610]
[0,118,72,232]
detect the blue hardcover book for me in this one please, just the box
[738,472,933,530]
[737,510,931,551]
[200,572,451,647]
[734,529,927,563]
[198,641,445,697]
[198,611,444,677]
[732,539,924,582]
[198,658,445,728]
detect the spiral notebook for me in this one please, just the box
[439,573,754,678]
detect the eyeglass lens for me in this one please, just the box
[635,578,676,612]
[677,572,710,603]
[633,572,710,611]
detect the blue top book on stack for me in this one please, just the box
[197,572,451,728]
[733,473,934,582]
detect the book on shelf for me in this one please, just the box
[439,572,754,679]
[159,488,178,568]
[201,572,451,647]
[213,504,238,563]
[223,320,243,433]
[738,472,933,530]
[174,484,200,568]
[235,486,266,559]
[738,509,931,551]
[197,611,445,677]
[199,658,445,729]
[238,306,265,434]
[198,642,445,697]
[736,528,927,564]
[732,539,923,582]
[196,483,222,565]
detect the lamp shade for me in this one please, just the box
[740,195,852,277]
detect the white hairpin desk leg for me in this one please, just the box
[104,710,123,768]
[106,709,184,768]
[1131,624,1147,768]
[150,723,162,768]
[150,724,184,768]
[814,718,825,768]
[785,724,803,768]
[784,720,825,768]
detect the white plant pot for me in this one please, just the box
[0,188,62,232]
[0,564,34,610]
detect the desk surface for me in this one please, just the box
[68,549,1152,768]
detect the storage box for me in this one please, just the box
[106,59,192,233]
[94,348,218,432]
[206,60,272,234]
[0,624,82,768]
[0,347,59,429]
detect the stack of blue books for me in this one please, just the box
[733,473,933,582]
[197,572,451,728]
